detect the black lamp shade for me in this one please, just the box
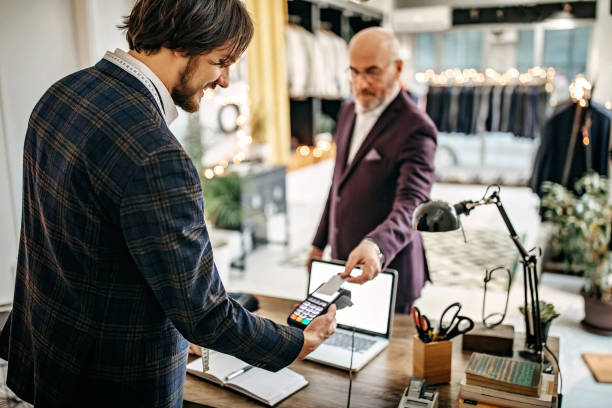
[412,200,461,232]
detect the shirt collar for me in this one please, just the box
[355,82,401,117]
[108,48,178,126]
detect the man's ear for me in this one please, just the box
[171,48,187,58]
[394,59,403,77]
[169,48,191,70]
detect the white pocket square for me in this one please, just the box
[364,149,382,161]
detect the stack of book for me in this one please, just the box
[459,353,557,408]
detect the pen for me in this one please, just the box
[224,365,254,381]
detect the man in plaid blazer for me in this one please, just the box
[0,1,335,407]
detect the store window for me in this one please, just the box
[516,29,534,72]
[415,33,436,73]
[441,30,483,71]
[543,26,590,81]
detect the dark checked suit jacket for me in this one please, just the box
[0,59,303,408]
[313,91,437,313]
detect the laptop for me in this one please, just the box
[304,259,398,372]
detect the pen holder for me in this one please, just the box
[412,334,452,385]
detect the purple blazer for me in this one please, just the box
[313,91,437,313]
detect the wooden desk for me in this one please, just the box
[183,295,558,408]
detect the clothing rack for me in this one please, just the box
[287,0,382,146]
[422,68,554,139]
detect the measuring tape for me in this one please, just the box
[103,51,164,115]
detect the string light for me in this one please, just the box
[236,115,247,126]
[605,101,612,110]
[570,74,592,105]
[316,140,332,152]
[213,165,224,175]
[298,145,311,156]
[204,89,215,99]
[425,66,554,87]
[201,83,253,181]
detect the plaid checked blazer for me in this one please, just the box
[0,58,304,407]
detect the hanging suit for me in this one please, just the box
[529,101,611,196]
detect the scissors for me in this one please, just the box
[412,306,431,342]
[437,302,462,338]
[439,315,474,340]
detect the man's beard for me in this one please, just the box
[354,77,396,112]
[171,57,202,113]
[356,90,384,112]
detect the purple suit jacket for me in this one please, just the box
[313,91,437,313]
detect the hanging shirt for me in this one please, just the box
[103,48,178,126]
[348,83,401,165]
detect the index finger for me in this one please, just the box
[341,258,357,278]
[347,264,374,284]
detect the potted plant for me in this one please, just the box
[540,171,612,331]
[203,173,243,231]
[519,300,560,342]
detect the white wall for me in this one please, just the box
[0,0,131,304]
[90,0,132,65]
[364,0,394,28]
[590,0,612,105]
[0,0,81,304]
[0,84,18,305]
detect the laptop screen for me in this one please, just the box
[308,260,396,337]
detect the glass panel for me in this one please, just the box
[415,33,436,72]
[570,26,590,77]
[516,29,534,72]
[465,30,483,70]
[543,29,571,68]
[543,27,591,83]
[441,30,482,71]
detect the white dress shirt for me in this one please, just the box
[347,83,401,165]
[104,48,178,126]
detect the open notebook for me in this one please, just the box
[186,351,308,406]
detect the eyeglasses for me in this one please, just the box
[482,266,512,329]
[347,62,392,83]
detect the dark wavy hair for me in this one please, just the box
[119,0,253,60]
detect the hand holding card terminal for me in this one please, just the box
[288,277,352,329]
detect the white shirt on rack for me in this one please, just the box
[104,48,178,126]
[347,83,401,165]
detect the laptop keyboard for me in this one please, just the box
[324,331,376,353]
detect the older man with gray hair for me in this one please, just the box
[307,27,437,313]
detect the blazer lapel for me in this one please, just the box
[338,95,402,190]
[335,110,356,174]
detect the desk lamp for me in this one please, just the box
[412,186,543,361]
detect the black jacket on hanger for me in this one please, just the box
[529,101,611,196]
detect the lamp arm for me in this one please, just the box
[454,193,531,261]
[453,189,544,360]
[490,192,531,260]
[489,192,544,358]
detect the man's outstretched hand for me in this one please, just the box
[297,304,337,360]
[340,241,381,284]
